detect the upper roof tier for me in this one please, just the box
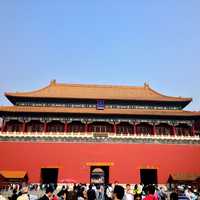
[5,80,192,103]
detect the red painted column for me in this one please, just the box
[113,123,117,134]
[85,122,88,133]
[191,124,195,136]
[87,124,90,132]
[172,125,176,136]
[1,119,4,132]
[133,123,137,135]
[22,121,26,133]
[64,121,68,133]
[44,122,47,132]
[153,123,156,136]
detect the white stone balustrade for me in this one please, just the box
[0,131,199,142]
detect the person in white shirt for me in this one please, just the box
[125,184,134,200]
[106,184,113,200]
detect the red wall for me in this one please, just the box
[1,141,200,184]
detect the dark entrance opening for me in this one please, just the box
[41,168,58,184]
[90,166,109,184]
[140,169,157,185]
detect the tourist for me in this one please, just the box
[137,184,143,195]
[87,185,96,200]
[170,188,178,200]
[185,188,197,200]
[125,184,133,200]
[69,185,78,200]
[176,186,189,200]
[157,187,167,200]
[16,184,30,200]
[57,185,66,197]
[134,194,142,200]
[133,185,140,196]
[39,186,54,200]
[11,189,18,200]
[105,184,113,200]
[52,194,59,200]
[77,187,85,200]
[62,188,72,200]
[96,184,105,200]
[113,185,125,200]
[143,185,158,200]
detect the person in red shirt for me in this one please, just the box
[144,185,158,200]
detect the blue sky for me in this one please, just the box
[0,1,200,110]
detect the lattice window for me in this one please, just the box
[175,127,191,136]
[48,123,64,132]
[156,126,171,135]
[6,122,23,132]
[91,125,112,133]
[27,123,43,132]
[69,124,84,132]
[116,126,132,134]
[136,125,152,135]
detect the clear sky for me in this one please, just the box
[0,1,200,110]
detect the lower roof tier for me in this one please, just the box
[0,106,200,117]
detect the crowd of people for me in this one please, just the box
[0,183,200,200]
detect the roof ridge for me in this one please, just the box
[54,82,145,89]
[5,81,147,95]
[51,82,192,101]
